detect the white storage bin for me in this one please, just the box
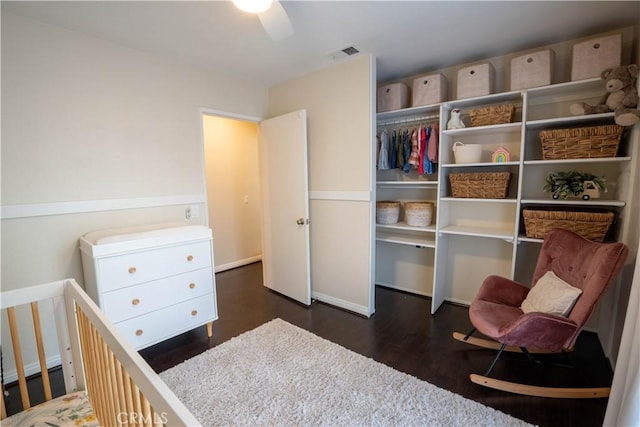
[510,49,555,90]
[411,73,447,107]
[571,33,621,81]
[457,63,494,99]
[377,83,410,112]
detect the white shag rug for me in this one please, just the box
[160,318,533,426]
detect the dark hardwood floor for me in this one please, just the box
[5,261,612,426]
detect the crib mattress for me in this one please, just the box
[3,391,98,427]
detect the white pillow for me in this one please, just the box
[521,271,582,317]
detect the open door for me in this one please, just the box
[259,110,311,305]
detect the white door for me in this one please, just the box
[259,110,311,305]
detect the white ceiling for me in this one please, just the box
[3,1,639,87]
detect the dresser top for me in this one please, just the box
[79,222,212,256]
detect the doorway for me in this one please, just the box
[202,114,263,272]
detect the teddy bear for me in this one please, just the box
[570,64,639,127]
[447,108,465,129]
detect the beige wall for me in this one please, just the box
[203,116,262,271]
[1,12,268,375]
[268,55,375,315]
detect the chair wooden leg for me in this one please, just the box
[470,374,610,398]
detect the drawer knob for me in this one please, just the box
[132,298,140,306]
[189,283,196,289]
[191,310,198,316]
[136,329,143,336]
[187,255,194,262]
[128,267,137,274]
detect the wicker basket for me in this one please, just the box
[376,201,400,224]
[522,209,614,242]
[470,104,515,127]
[539,125,623,160]
[404,202,434,227]
[449,172,511,199]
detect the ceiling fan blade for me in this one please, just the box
[258,0,293,41]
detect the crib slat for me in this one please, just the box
[6,307,31,410]
[31,302,53,401]
[1,390,7,419]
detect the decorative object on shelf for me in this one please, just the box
[449,172,511,199]
[412,73,447,107]
[543,170,606,200]
[510,49,555,90]
[539,124,623,160]
[470,104,515,127]
[404,202,434,227]
[491,146,511,163]
[457,62,494,99]
[571,33,622,81]
[452,141,482,164]
[377,82,410,113]
[376,201,400,224]
[522,209,614,242]
[446,108,465,129]
[569,64,639,127]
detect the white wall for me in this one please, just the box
[1,12,268,375]
[203,116,262,271]
[268,54,375,315]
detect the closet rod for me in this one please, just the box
[377,114,440,127]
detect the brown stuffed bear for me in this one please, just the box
[570,64,639,127]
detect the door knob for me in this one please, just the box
[296,218,305,225]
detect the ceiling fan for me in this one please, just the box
[232,0,294,41]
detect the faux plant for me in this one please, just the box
[543,170,606,199]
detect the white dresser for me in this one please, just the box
[79,223,218,350]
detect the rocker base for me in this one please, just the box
[452,331,559,354]
[470,374,610,399]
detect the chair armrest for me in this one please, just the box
[474,275,530,307]
[502,312,577,351]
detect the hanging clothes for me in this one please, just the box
[396,129,404,169]
[428,123,439,163]
[390,130,398,169]
[378,129,389,170]
[402,129,412,173]
[422,126,434,174]
[418,126,427,174]
[408,128,420,169]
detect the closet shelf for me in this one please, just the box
[442,161,520,168]
[439,225,514,241]
[377,223,437,233]
[443,122,522,136]
[376,231,435,248]
[440,197,518,204]
[376,104,440,122]
[521,198,626,207]
[376,180,438,187]
[443,90,522,109]
[524,157,630,165]
[525,112,615,130]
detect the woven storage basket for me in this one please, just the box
[404,202,434,227]
[539,125,623,160]
[470,104,515,127]
[449,172,511,199]
[522,209,614,242]
[376,201,400,224]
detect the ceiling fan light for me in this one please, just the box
[232,0,273,14]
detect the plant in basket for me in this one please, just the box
[544,170,606,200]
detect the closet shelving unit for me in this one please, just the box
[375,104,440,296]
[376,75,638,314]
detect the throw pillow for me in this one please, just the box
[521,271,582,317]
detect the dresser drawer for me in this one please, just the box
[101,267,213,323]
[96,240,211,292]
[115,294,216,350]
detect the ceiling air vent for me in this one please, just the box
[341,46,360,56]
[328,45,361,62]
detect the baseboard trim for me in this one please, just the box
[312,291,372,317]
[215,255,262,273]
[376,282,432,298]
[3,355,61,384]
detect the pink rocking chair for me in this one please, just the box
[454,228,628,398]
